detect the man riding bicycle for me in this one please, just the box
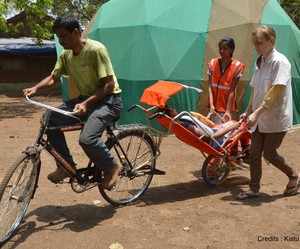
[23,14,123,190]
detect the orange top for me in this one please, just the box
[207,58,244,112]
[140,80,184,108]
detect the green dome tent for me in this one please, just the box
[59,0,300,125]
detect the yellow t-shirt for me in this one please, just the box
[52,39,121,96]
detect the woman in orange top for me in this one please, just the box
[207,37,245,124]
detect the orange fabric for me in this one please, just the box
[140,80,184,108]
[207,58,245,112]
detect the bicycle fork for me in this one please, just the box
[17,144,43,200]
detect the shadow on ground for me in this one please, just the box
[0,96,62,120]
[3,204,117,249]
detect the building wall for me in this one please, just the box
[0,51,60,96]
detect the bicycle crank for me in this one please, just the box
[70,179,99,193]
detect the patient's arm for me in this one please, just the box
[186,124,210,142]
[183,118,239,142]
[211,121,240,139]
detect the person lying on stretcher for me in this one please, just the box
[160,105,251,161]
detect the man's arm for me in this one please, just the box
[23,74,59,97]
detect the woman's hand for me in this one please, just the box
[245,106,266,127]
[240,112,248,122]
[223,112,231,122]
[246,113,258,127]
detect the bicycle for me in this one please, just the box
[0,96,165,244]
[0,80,251,244]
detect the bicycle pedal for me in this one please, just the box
[152,168,166,175]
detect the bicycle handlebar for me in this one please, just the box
[25,95,80,120]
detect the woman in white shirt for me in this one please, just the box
[235,25,299,200]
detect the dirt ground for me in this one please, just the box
[0,95,300,249]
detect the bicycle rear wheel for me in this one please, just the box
[99,129,157,206]
[201,155,230,186]
[0,153,39,244]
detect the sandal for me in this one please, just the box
[283,176,300,196]
[235,190,260,200]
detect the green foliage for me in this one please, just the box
[279,0,300,28]
[0,0,109,43]
[0,0,55,43]
[51,0,109,27]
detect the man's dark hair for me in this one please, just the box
[53,14,81,34]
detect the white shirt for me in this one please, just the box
[250,49,293,132]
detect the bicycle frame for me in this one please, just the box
[25,95,167,199]
[25,96,161,187]
[24,97,87,183]
[0,96,168,245]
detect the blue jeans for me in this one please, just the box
[47,94,122,173]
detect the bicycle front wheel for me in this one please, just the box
[201,155,230,186]
[99,129,157,206]
[0,153,39,244]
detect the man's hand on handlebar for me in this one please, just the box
[23,87,37,97]
[73,103,87,116]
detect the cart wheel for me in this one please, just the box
[201,155,230,186]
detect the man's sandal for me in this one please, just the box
[283,177,300,196]
[235,190,260,200]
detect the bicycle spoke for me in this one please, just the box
[100,130,156,205]
[0,154,39,243]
